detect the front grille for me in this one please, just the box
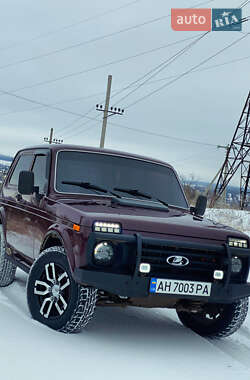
[141,241,224,282]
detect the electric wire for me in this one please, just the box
[0,16,175,71]
[5,34,202,94]
[0,90,106,117]
[239,0,250,8]
[0,54,249,119]
[124,33,249,109]
[0,0,216,71]
[112,32,209,107]
[0,0,143,52]
[0,1,246,148]
[0,32,248,132]
[61,33,209,138]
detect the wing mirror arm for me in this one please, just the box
[190,195,207,217]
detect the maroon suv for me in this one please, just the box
[0,144,249,336]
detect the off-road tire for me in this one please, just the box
[0,224,16,287]
[27,246,97,333]
[177,297,249,339]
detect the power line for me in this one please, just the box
[0,0,143,52]
[61,33,209,138]
[0,0,215,72]
[0,88,94,119]
[142,55,250,86]
[65,120,99,140]
[0,54,249,120]
[0,90,105,117]
[0,80,225,149]
[0,13,247,144]
[124,33,249,109]
[238,0,250,8]
[69,116,219,147]
[5,35,202,94]
[57,106,97,135]
[112,32,209,107]
[0,16,172,71]
[62,51,250,138]
[0,33,248,138]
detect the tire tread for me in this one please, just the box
[0,225,16,287]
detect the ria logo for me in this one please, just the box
[171,8,242,31]
[167,256,189,266]
[212,9,242,31]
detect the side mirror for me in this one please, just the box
[193,195,207,217]
[18,171,34,195]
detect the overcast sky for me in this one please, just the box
[0,0,249,184]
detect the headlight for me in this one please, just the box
[93,242,114,265]
[231,256,242,273]
[93,221,121,233]
[228,237,248,248]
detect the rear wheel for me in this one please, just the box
[0,224,16,287]
[27,246,97,333]
[177,298,249,339]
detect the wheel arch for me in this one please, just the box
[40,229,75,273]
[41,230,64,251]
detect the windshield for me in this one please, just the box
[55,151,188,208]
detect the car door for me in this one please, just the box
[3,152,35,258]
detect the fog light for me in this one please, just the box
[139,263,151,273]
[93,242,114,265]
[228,237,248,248]
[93,221,121,233]
[213,270,224,280]
[231,256,242,273]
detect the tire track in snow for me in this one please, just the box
[166,309,250,370]
[0,270,31,322]
[207,337,250,370]
[238,325,250,340]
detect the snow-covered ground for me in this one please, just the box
[205,208,250,236]
[1,210,250,380]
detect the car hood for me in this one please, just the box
[56,198,247,243]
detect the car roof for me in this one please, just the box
[18,144,174,169]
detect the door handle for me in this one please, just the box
[16,193,22,201]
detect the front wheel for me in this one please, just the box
[27,246,97,333]
[177,298,249,339]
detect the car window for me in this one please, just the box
[56,151,188,208]
[32,155,47,194]
[9,154,34,185]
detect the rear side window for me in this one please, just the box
[32,155,48,194]
[9,154,33,185]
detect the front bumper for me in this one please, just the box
[74,268,250,303]
[73,232,250,303]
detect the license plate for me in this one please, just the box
[150,278,211,297]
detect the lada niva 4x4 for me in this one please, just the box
[0,144,249,336]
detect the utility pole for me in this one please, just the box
[96,75,124,148]
[44,128,63,144]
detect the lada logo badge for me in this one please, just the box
[166,255,189,266]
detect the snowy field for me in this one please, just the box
[0,209,250,380]
[205,208,250,236]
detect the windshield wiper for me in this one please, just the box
[113,187,169,210]
[62,181,120,197]
[113,187,151,199]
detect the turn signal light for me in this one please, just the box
[73,224,80,232]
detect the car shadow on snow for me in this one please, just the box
[85,305,193,346]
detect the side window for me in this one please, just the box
[32,155,47,194]
[9,154,34,185]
